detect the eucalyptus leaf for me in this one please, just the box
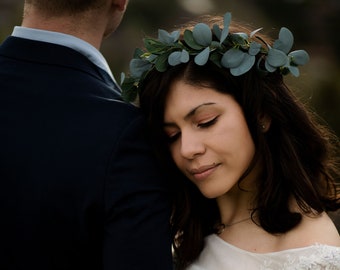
[120,11,310,103]
[210,41,221,50]
[220,12,231,44]
[194,47,210,65]
[264,60,277,72]
[266,48,288,67]
[130,59,152,78]
[230,54,255,76]
[249,42,262,56]
[210,52,222,67]
[144,38,169,54]
[180,50,190,63]
[193,23,212,46]
[155,53,170,72]
[230,33,247,46]
[184,30,204,50]
[223,12,232,30]
[148,54,157,62]
[273,27,293,54]
[121,84,138,103]
[288,65,300,77]
[288,50,310,65]
[221,48,246,68]
[168,50,189,66]
[234,32,248,40]
[120,72,126,85]
[213,24,222,40]
[133,48,144,58]
[158,29,180,44]
[168,51,182,66]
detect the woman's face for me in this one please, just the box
[163,80,256,199]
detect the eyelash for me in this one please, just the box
[166,116,219,143]
[197,116,219,128]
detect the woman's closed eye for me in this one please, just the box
[197,116,219,128]
[166,132,180,144]
[165,116,219,143]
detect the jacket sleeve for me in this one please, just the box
[103,113,173,270]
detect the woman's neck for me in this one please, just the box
[216,185,256,225]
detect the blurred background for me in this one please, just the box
[1,0,339,227]
[2,0,339,134]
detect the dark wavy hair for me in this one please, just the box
[139,20,340,270]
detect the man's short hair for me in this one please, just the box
[25,0,107,15]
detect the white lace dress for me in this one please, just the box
[186,234,340,270]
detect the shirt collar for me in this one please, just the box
[12,26,115,82]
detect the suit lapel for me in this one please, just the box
[96,66,122,95]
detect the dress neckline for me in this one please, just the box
[209,234,335,256]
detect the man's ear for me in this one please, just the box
[112,0,128,11]
[258,114,271,133]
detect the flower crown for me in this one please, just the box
[120,12,309,102]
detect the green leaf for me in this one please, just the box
[133,48,144,58]
[264,60,277,72]
[213,24,222,40]
[184,30,204,50]
[230,33,248,46]
[221,48,246,68]
[210,41,221,50]
[144,38,169,54]
[220,12,231,44]
[155,53,170,72]
[266,48,288,67]
[273,27,293,54]
[248,42,262,56]
[168,50,189,66]
[193,23,212,47]
[209,52,222,67]
[120,72,126,85]
[129,59,152,78]
[194,47,210,65]
[230,54,255,76]
[158,29,180,44]
[288,50,310,65]
[223,12,232,30]
[288,65,300,77]
[121,84,138,102]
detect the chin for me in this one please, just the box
[199,189,220,199]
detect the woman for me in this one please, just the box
[121,12,340,269]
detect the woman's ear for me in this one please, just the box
[111,0,128,11]
[258,114,271,133]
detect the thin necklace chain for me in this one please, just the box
[224,217,252,227]
[216,217,252,235]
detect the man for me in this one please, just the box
[0,0,173,269]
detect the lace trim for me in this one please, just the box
[260,244,340,270]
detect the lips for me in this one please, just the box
[189,163,220,181]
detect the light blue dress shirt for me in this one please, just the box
[12,26,115,82]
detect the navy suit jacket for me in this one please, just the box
[0,36,173,270]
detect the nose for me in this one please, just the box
[180,131,205,160]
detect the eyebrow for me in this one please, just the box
[164,102,216,127]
